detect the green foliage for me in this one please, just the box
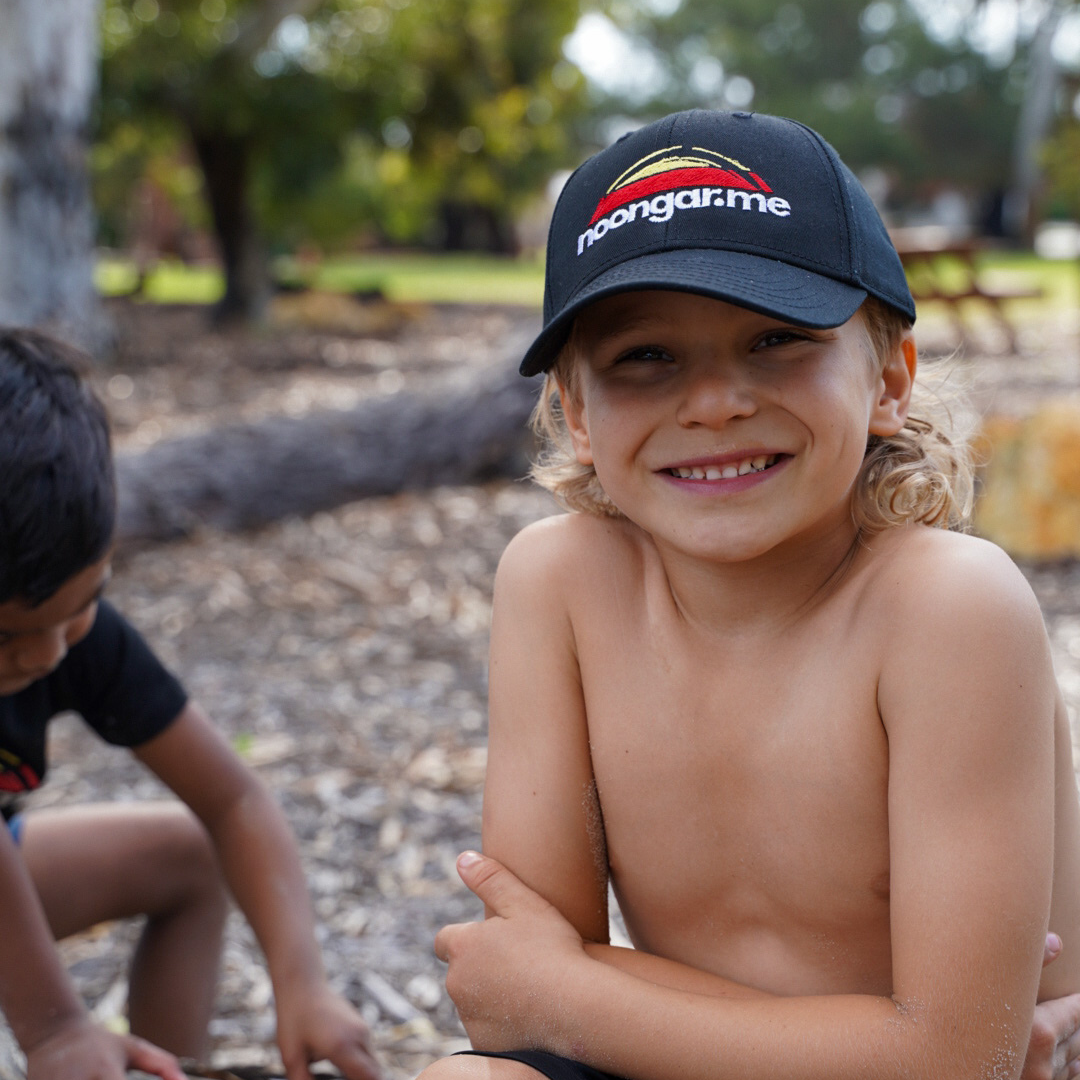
[595,0,1030,207]
[95,0,590,252]
[1043,118,1080,222]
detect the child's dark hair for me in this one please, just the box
[0,328,115,606]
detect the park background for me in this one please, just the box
[3,0,1080,1076]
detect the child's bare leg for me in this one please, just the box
[19,801,228,1058]
[418,1058,542,1079]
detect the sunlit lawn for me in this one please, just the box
[95,250,1077,319]
[904,252,1079,323]
[95,251,547,307]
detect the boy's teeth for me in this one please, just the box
[671,454,777,479]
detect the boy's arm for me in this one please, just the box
[134,703,379,1080]
[446,538,1056,1080]
[0,821,186,1080]
[481,519,610,942]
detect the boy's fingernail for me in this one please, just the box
[1049,932,1063,952]
[458,850,482,870]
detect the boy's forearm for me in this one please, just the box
[138,706,328,994]
[583,944,769,1001]
[206,783,326,991]
[531,952,1022,1080]
[0,835,87,1052]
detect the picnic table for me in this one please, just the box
[890,226,1042,353]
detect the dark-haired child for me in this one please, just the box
[0,329,380,1080]
[423,110,1080,1080]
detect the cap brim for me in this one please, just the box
[519,248,868,377]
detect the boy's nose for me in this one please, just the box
[16,627,68,675]
[675,366,759,429]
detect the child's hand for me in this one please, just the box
[435,851,588,1052]
[275,983,381,1080]
[26,1018,186,1080]
[1021,934,1080,1080]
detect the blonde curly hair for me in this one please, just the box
[529,296,975,534]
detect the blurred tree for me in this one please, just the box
[1011,0,1074,238]
[1042,71,1080,226]
[0,0,107,349]
[590,0,1078,235]
[316,0,588,252]
[96,0,588,323]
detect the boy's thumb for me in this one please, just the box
[456,850,548,917]
[1044,932,1064,967]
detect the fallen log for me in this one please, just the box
[115,359,542,546]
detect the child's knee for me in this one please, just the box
[141,804,226,914]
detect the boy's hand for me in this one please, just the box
[435,851,587,1052]
[275,983,381,1080]
[26,1018,186,1080]
[1022,934,1080,1080]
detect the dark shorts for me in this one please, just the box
[456,1051,625,1080]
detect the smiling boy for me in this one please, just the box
[0,329,380,1080]
[421,110,1080,1080]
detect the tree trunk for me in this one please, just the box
[0,0,108,351]
[438,201,520,254]
[1006,0,1069,243]
[190,128,272,326]
[115,362,542,546]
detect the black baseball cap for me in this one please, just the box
[520,109,915,377]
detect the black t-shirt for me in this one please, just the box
[0,600,188,818]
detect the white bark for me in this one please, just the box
[1007,0,1070,240]
[0,0,106,350]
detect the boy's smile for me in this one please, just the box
[560,290,912,565]
[660,451,787,494]
[0,557,111,695]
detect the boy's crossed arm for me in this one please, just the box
[442,857,1080,1080]
[441,528,1063,1080]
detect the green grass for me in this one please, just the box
[96,251,546,307]
[95,249,1077,316]
[95,256,226,304]
[306,252,546,305]
[909,252,1079,322]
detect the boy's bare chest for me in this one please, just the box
[576,602,894,993]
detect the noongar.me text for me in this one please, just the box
[578,187,792,255]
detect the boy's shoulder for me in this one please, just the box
[857,525,1043,644]
[498,511,644,587]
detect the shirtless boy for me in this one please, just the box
[0,329,380,1080]
[421,110,1080,1080]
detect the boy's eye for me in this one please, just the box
[753,328,813,350]
[0,633,13,647]
[613,344,675,365]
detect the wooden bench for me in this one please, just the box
[890,227,1042,353]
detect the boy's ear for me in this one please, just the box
[868,335,916,437]
[558,381,594,466]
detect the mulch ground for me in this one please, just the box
[8,294,1080,1079]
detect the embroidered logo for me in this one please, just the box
[577,144,791,255]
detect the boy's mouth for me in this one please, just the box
[665,454,779,480]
